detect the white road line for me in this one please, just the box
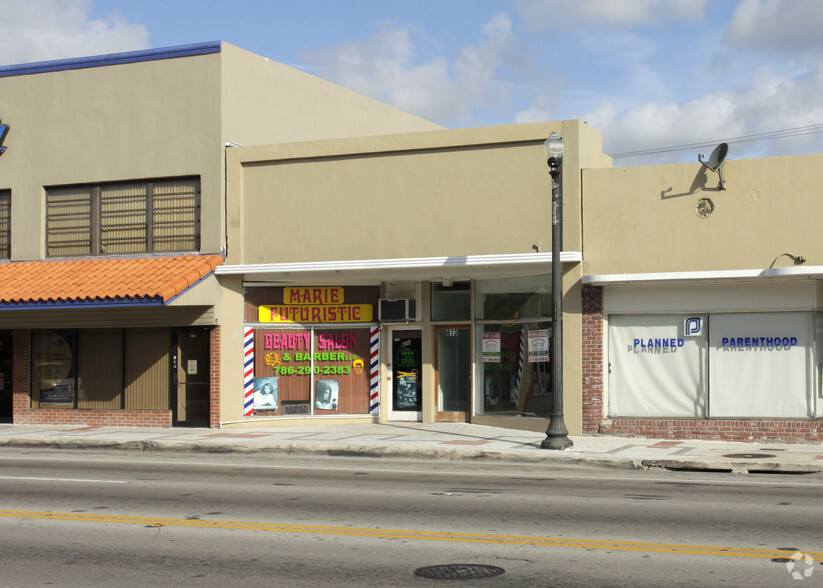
[0,475,127,484]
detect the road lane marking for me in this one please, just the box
[0,476,126,484]
[0,509,820,560]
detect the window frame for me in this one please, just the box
[0,189,9,259]
[45,177,200,257]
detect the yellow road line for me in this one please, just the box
[0,509,818,560]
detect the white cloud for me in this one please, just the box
[727,0,823,52]
[579,63,823,163]
[517,0,707,29]
[0,0,148,66]
[303,14,516,126]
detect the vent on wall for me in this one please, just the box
[379,298,415,323]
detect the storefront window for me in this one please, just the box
[31,328,172,410]
[474,275,551,321]
[473,275,554,417]
[708,312,809,417]
[32,329,75,409]
[608,314,707,417]
[253,327,372,416]
[608,312,811,419]
[431,282,471,321]
[477,322,552,416]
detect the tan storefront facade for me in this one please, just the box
[217,121,611,434]
[582,155,823,441]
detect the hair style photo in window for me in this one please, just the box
[253,377,279,412]
[315,379,339,410]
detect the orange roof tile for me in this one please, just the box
[0,254,223,306]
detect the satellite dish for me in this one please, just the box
[698,142,728,190]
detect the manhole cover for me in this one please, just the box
[722,453,776,459]
[414,564,505,580]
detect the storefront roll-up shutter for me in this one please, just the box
[708,312,810,417]
[608,314,707,417]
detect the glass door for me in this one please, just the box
[174,328,210,425]
[435,325,471,421]
[388,327,422,421]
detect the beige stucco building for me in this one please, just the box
[582,155,823,441]
[217,120,609,433]
[0,41,441,427]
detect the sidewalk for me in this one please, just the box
[1,422,822,474]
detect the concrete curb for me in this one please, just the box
[2,435,821,473]
[643,458,823,474]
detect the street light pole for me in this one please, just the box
[541,132,573,450]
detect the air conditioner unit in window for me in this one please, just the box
[378,298,415,323]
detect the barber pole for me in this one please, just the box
[369,327,380,414]
[512,330,524,406]
[243,328,254,416]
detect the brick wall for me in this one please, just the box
[581,285,604,434]
[12,329,29,417]
[597,417,823,442]
[13,408,172,427]
[581,285,823,443]
[209,325,220,429]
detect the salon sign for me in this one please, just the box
[258,287,373,323]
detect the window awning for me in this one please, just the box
[0,254,223,309]
[583,265,823,286]
[216,252,583,285]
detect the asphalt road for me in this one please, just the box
[0,449,821,586]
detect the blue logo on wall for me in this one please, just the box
[0,119,9,156]
[685,317,702,336]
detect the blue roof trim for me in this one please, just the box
[0,297,164,310]
[0,41,222,78]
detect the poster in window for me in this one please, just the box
[35,329,75,404]
[253,377,279,411]
[482,332,502,363]
[528,329,550,362]
[315,379,339,410]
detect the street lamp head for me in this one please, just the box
[544,132,563,179]
[543,132,564,161]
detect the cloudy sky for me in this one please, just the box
[1,0,821,165]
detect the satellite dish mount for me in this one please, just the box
[698,142,728,190]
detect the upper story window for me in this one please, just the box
[46,177,200,257]
[0,190,9,259]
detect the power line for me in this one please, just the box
[610,123,823,159]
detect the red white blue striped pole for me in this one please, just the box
[243,328,254,417]
[369,326,380,415]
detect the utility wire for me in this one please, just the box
[610,123,823,159]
